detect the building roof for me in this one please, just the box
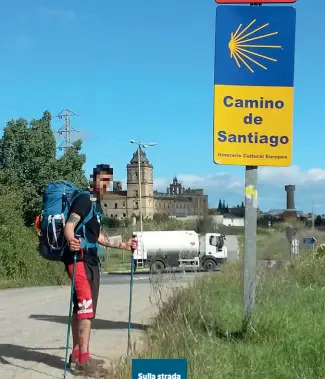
[130,147,149,164]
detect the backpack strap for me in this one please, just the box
[75,198,101,251]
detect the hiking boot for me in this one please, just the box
[69,354,105,370]
[68,354,78,371]
[74,358,109,378]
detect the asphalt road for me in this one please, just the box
[224,235,240,261]
[0,273,199,379]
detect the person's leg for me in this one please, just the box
[72,262,107,375]
[78,318,92,361]
[78,262,97,363]
[87,263,100,357]
[66,262,94,362]
[71,313,79,359]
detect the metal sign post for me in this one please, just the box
[213,1,297,327]
[303,237,317,254]
[243,166,258,326]
[291,238,299,256]
[286,226,296,261]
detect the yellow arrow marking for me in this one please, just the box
[245,185,257,199]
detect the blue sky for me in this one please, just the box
[0,0,323,213]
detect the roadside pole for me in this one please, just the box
[243,165,258,327]
[312,200,315,253]
[127,247,135,357]
[242,1,260,328]
[286,226,296,262]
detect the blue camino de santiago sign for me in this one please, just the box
[132,359,187,379]
[213,5,296,167]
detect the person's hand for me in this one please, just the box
[127,238,138,251]
[68,237,81,251]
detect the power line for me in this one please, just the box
[56,109,79,151]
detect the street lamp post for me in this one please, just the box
[129,140,157,234]
[137,145,143,233]
[127,140,157,357]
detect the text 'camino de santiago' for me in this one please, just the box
[217,96,289,148]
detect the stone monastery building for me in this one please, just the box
[101,148,208,219]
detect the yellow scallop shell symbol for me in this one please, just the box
[229,20,282,73]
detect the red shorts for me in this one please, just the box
[65,261,100,320]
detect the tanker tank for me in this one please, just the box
[133,230,200,262]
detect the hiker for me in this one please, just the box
[62,164,137,377]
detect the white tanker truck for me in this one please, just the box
[132,230,227,272]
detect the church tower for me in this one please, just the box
[126,147,154,218]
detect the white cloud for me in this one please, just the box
[116,165,325,213]
[259,166,325,186]
[154,173,243,193]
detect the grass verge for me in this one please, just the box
[238,228,325,261]
[109,254,325,379]
[101,248,132,272]
[0,261,70,289]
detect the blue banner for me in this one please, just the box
[132,359,187,379]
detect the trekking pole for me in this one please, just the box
[127,245,135,357]
[63,253,77,378]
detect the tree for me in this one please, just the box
[220,200,227,214]
[314,215,322,227]
[195,216,214,234]
[0,111,88,225]
[153,213,170,223]
[0,111,57,224]
[217,199,222,212]
[0,181,68,285]
[56,140,88,189]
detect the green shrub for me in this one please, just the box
[0,185,68,288]
[195,216,215,234]
[315,243,325,258]
[101,216,122,228]
[152,213,170,223]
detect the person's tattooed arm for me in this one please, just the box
[97,233,131,250]
[64,213,82,250]
[66,213,81,227]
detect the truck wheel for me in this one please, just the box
[150,260,165,274]
[202,259,217,272]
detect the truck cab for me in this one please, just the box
[199,233,227,271]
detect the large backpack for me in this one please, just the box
[38,180,103,261]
